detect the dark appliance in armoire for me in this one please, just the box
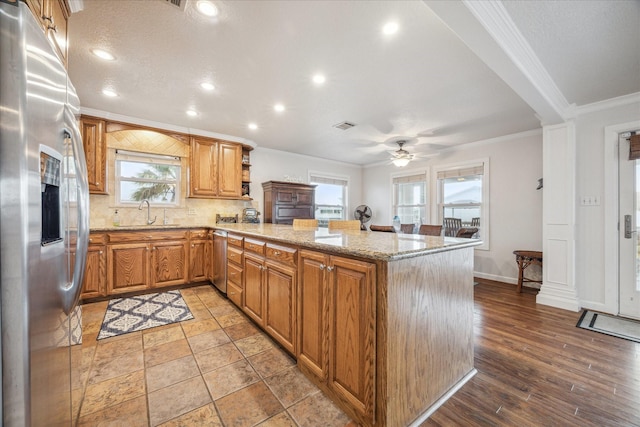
[262,181,316,224]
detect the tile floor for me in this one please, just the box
[74,285,356,427]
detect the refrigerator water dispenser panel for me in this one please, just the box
[40,146,62,246]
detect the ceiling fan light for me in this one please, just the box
[392,157,411,167]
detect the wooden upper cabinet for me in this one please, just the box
[217,142,242,198]
[190,136,218,197]
[79,117,107,194]
[190,137,243,199]
[46,0,69,66]
[26,0,69,67]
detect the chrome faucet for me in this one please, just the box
[138,199,156,225]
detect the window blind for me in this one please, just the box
[115,149,181,166]
[310,175,348,186]
[629,134,640,160]
[393,173,426,184]
[437,164,484,179]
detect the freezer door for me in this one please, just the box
[1,2,86,426]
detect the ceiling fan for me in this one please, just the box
[390,140,414,167]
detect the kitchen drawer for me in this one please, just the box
[244,238,265,255]
[266,243,297,266]
[88,233,107,245]
[107,230,188,243]
[275,205,314,220]
[227,281,243,307]
[228,262,243,287]
[189,229,209,239]
[228,234,244,248]
[228,246,243,265]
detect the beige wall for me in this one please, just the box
[362,130,543,284]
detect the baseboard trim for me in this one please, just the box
[474,271,517,285]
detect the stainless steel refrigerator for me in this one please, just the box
[0,0,89,425]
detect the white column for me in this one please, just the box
[537,122,580,311]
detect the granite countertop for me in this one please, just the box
[213,223,481,261]
[89,223,481,260]
[91,224,209,232]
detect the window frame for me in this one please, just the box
[390,168,429,226]
[433,158,490,250]
[309,171,350,227]
[115,149,182,207]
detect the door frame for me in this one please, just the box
[603,120,640,314]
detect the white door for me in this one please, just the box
[619,131,640,319]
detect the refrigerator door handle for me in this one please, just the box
[61,104,89,314]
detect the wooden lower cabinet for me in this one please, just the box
[242,240,297,354]
[243,252,265,324]
[107,242,150,295]
[78,234,107,300]
[151,240,188,288]
[85,228,203,298]
[298,250,376,425]
[264,260,297,354]
[189,238,209,283]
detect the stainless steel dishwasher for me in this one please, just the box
[212,230,228,293]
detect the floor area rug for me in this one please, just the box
[97,290,193,340]
[576,310,640,344]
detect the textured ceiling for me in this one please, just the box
[67,0,639,166]
[503,0,640,106]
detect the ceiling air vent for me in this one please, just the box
[333,121,356,131]
[160,0,187,11]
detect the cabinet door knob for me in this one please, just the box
[319,264,325,270]
[274,251,281,256]
[326,266,334,272]
[99,250,103,254]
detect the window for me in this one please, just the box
[392,172,427,226]
[116,150,181,206]
[310,173,348,227]
[436,160,489,249]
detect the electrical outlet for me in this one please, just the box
[188,208,196,216]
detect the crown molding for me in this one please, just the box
[79,107,257,148]
[574,92,640,116]
[461,0,571,123]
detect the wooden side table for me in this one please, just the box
[513,250,543,293]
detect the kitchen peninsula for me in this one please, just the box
[214,223,481,427]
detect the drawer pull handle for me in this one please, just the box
[274,251,281,256]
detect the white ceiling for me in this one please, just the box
[67,0,640,166]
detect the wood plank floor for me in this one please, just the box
[422,279,640,427]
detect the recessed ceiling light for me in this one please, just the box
[102,88,118,97]
[248,123,258,130]
[200,82,215,91]
[196,0,218,17]
[91,48,115,61]
[312,74,326,85]
[186,109,199,117]
[383,22,399,35]
[274,104,285,113]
